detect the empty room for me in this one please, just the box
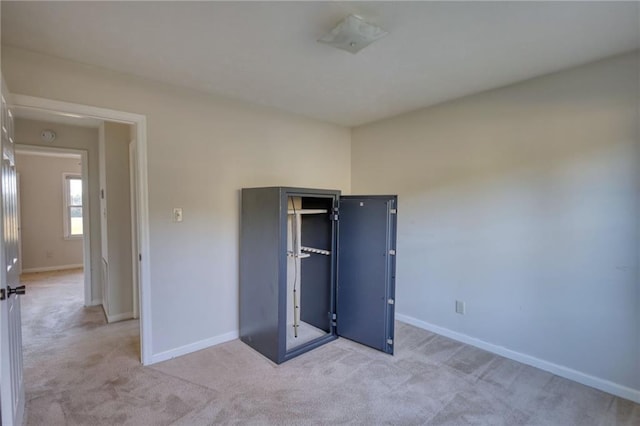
[0,1,638,425]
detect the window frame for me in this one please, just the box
[62,172,83,240]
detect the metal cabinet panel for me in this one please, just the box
[239,187,282,363]
[337,195,397,354]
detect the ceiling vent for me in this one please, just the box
[318,15,388,54]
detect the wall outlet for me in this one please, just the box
[46,251,53,259]
[455,300,465,315]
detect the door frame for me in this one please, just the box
[9,94,153,365]
[14,145,91,306]
[16,172,21,274]
[129,139,140,319]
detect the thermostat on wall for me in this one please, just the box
[40,129,56,143]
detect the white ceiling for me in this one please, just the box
[2,2,638,127]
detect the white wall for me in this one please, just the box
[14,119,101,304]
[352,52,640,397]
[16,153,82,271]
[101,121,134,321]
[1,46,352,357]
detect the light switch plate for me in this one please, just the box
[173,208,183,222]
[455,300,465,315]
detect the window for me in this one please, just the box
[63,174,83,238]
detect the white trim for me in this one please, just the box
[21,264,83,273]
[62,172,82,240]
[80,152,91,307]
[396,313,640,404]
[101,258,109,316]
[151,331,239,364]
[14,149,80,159]
[89,298,102,307]
[17,173,22,274]
[129,140,140,320]
[12,95,137,125]
[11,94,152,365]
[105,311,134,323]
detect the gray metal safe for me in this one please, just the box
[240,187,397,364]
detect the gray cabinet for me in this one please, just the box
[240,187,397,364]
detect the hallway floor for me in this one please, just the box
[21,269,109,356]
[20,269,140,424]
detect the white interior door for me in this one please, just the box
[0,81,25,426]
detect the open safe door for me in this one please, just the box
[337,195,397,354]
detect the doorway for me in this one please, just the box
[9,95,151,365]
[15,145,91,306]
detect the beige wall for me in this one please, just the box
[16,153,83,271]
[352,52,640,393]
[14,119,101,304]
[1,46,352,356]
[101,122,133,321]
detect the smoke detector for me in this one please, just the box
[318,15,388,54]
[40,129,56,143]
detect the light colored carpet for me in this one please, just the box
[20,269,639,425]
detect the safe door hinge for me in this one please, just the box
[0,289,5,301]
[389,249,396,256]
[331,207,339,221]
[331,312,337,326]
[387,298,394,305]
[387,338,394,345]
[390,209,397,214]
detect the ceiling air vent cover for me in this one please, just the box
[318,15,388,54]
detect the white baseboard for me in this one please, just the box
[22,264,83,273]
[396,313,640,404]
[150,330,239,365]
[105,311,134,323]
